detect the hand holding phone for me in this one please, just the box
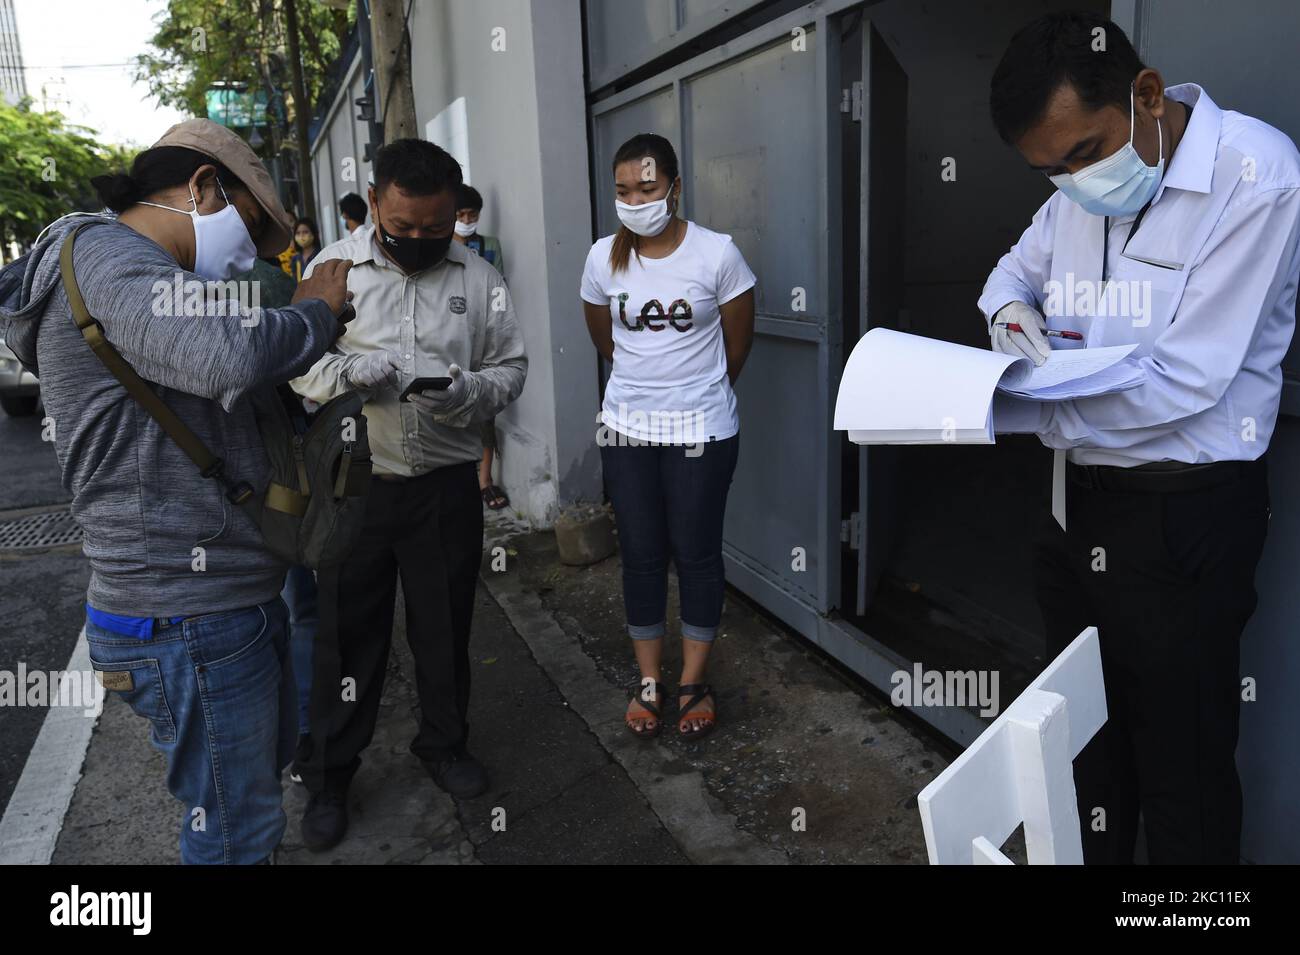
[400,376,454,402]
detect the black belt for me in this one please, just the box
[373,461,477,483]
[1067,457,1264,494]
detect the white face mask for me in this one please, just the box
[139,179,257,280]
[454,219,478,237]
[1048,85,1165,217]
[615,187,677,237]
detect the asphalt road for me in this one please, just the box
[0,401,89,814]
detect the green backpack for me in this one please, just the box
[59,222,372,569]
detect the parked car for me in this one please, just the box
[0,337,39,416]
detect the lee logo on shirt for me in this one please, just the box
[449,295,467,314]
[616,293,693,332]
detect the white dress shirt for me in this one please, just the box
[983,84,1300,466]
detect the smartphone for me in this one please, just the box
[400,377,453,402]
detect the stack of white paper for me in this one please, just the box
[833,328,1142,445]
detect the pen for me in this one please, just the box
[995,322,1083,341]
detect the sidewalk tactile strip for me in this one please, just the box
[0,508,82,550]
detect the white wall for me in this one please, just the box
[308,1,598,526]
[406,0,597,524]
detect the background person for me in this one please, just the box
[339,192,368,237]
[289,216,321,281]
[453,183,510,509]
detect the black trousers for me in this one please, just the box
[1033,457,1270,864]
[302,461,483,793]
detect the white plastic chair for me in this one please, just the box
[917,627,1106,864]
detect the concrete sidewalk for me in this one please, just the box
[50,515,947,865]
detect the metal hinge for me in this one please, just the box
[840,81,863,122]
[841,511,864,550]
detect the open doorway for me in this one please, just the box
[838,0,1110,702]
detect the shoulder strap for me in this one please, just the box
[59,223,254,505]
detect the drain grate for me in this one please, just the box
[0,508,83,550]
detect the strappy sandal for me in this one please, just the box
[626,679,665,738]
[676,683,717,740]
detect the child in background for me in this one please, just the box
[454,183,510,509]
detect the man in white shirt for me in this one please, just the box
[339,192,367,237]
[983,11,1300,864]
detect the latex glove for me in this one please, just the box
[345,350,401,390]
[989,301,1051,366]
[408,363,471,415]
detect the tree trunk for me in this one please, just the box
[283,0,315,218]
[369,0,418,142]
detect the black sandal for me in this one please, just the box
[626,679,665,738]
[676,683,717,740]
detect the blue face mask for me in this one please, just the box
[1049,85,1164,217]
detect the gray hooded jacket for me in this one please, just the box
[0,215,339,617]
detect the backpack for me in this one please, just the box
[58,222,371,569]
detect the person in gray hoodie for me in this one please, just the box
[0,119,353,864]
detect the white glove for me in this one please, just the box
[408,363,471,415]
[345,350,401,390]
[990,301,1051,366]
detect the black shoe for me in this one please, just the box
[300,788,348,852]
[424,752,489,799]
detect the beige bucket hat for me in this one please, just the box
[151,118,293,258]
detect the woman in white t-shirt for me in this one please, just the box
[580,133,756,740]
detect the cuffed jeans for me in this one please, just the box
[600,434,740,641]
[85,597,296,865]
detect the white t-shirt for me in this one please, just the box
[580,221,756,444]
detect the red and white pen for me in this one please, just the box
[995,321,1083,341]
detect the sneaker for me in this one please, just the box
[300,788,348,852]
[424,751,489,799]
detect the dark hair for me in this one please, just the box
[90,145,240,214]
[609,133,679,274]
[455,183,483,213]
[293,217,319,247]
[990,11,1146,145]
[338,192,367,224]
[372,138,463,197]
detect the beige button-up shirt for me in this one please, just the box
[290,225,527,476]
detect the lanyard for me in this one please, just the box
[1101,197,1154,283]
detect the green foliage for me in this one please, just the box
[134,0,353,131]
[0,99,137,249]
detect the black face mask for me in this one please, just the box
[375,212,452,274]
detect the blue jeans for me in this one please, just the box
[280,565,318,736]
[599,434,740,641]
[85,597,296,865]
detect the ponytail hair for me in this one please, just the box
[608,133,679,274]
[91,146,239,214]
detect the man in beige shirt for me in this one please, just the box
[289,139,526,850]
